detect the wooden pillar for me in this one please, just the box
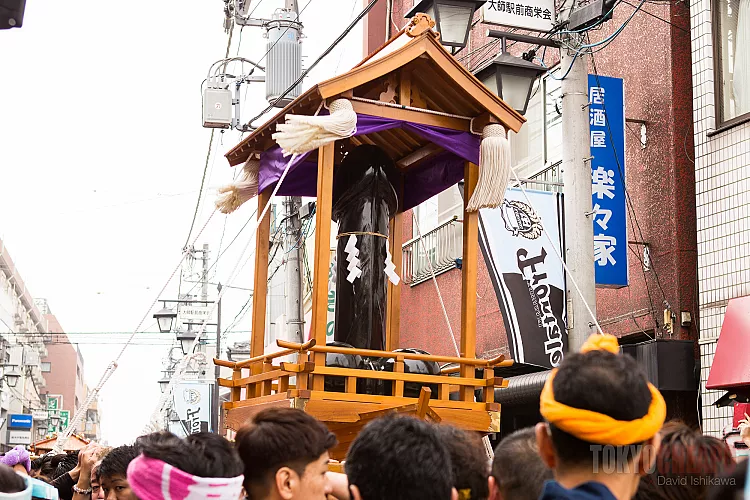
[311,143,336,391]
[386,68,411,352]
[251,189,272,359]
[460,162,479,401]
[385,212,403,351]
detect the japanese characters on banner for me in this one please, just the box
[479,189,568,368]
[170,382,212,437]
[588,75,627,288]
[482,0,555,33]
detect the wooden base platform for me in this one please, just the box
[224,388,501,461]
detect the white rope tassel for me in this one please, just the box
[215,158,260,214]
[273,99,357,156]
[466,124,512,212]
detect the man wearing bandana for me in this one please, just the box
[534,334,666,500]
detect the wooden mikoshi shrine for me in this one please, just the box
[214,14,526,460]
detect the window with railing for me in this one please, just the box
[402,216,463,285]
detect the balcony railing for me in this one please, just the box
[402,216,462,286]
[511,161,563,193]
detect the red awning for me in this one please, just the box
[707,295,750,390]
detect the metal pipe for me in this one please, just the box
[486,29,561,48]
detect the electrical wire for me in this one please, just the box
[619,0,689,33]
[184,28,235,251]
[244,0,383,128]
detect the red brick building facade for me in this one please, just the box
[363,0,699,425]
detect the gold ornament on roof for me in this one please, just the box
[406,13,435,38]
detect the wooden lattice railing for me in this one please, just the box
[214,339,513,410]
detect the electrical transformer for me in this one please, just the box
[265,9,302,108]
[203,86,233,129]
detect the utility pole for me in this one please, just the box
[213,283,222,435]
[282,0,305,347]
[284,197,304,344]
[560,40,597,351]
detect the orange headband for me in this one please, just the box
[539,334,666,446]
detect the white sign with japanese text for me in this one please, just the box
[178,306,214,322]
[481,0,556,33]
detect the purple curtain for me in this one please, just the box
[258,114,480,211]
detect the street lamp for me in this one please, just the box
[177,331,198,356]
[2,365,20,388]
[49,413,60,429]
[154,306,177,333]
[473,45,546,115]
[158,377,171,393]
[406,0,485,51]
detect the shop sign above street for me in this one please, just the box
[481,0,556,33]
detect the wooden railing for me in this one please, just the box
[215,339,513,409]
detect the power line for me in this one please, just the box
[245,0,383,128]
[183,28,235,251]
[619,0,689,33]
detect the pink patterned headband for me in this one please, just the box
[127,455,244,500]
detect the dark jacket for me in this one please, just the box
[540,481,618,500]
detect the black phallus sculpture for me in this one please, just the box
[332,145,400,351]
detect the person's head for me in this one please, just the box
[535,334,665,492]
[91,461,104,500]
[52,453,78,481]
[635,421,735,500]
[345,414,458,500]
[127,432,244,500]
[134,431,242,478]
[489,427,552,500]
[97,446,140,500]
[32,454,65,482]
[235,408,337,500]
[0,464,26,493]
[435,426,489,500]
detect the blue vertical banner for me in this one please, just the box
[588,74,628,288]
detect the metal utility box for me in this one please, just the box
[621,339,696,392]
[203,87,232,129]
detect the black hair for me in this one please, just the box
[97,445,141,480]
[345,414,455,500]
[235,407,337,500]
[32,453,66,482]
[435,425,489,500]
[636,421,735,500]
[548,350,652,467]
[135,431,243,478]
[53,452,79,480]
[0,463,26,493]
[492,427,553,500]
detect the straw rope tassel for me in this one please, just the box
[466,124,512,212]
[272,98,357,156]
[215,158,260,214]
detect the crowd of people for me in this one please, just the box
[0,333,748,500]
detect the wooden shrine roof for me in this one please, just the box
[225,20,525,168]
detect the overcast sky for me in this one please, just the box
[0,0,363,445]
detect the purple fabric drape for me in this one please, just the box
[257,114,480,211]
